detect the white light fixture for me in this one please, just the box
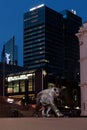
[30,4,44,11]
[7,98,14,103]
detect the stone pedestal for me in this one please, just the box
[81,87,87,116]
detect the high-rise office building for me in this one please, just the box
[61,10,82,79]
[23,4,64,76]
[1,36,18,65]
[60,10,82,106]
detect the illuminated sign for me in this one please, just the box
[7,73,33,82]
[30,4,44,11]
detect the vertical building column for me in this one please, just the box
[35,69,43,94]
[76,22,87,116]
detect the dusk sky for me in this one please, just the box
[0,0,86,66]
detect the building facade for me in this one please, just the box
[61,10,82,106]
[0,62,28,96]
[76,22,87,116]
[61,10,82,77]
[5,69,46,103]
[23,4,64,76]
[1,36,18,65]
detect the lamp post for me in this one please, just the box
[42,69,47,90]
[2,45,5,96]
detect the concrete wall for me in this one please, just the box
[0,118,87,130]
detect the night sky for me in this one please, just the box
[0,0,86,66]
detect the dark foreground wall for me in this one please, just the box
[0,118,87,130]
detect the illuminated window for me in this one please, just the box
[7,82,13,93]
[28,75,35,91]
[28,78,33,91]
[7,88,13,93]
[20,81,25,92]
[13,81,19,93]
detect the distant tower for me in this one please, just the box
[1,36,18,65]
[76,22,87,116]
[5,53,10,64]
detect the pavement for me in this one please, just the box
[0,118,87,130]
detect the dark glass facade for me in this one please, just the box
[23,5,64,75]
[61,10,82,76]
[1,36,18,65]
[60,10,82,107]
